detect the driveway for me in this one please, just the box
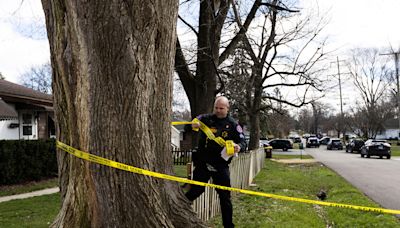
[305,146,400,211]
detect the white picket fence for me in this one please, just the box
[192,148,265,221]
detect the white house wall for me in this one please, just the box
[0,108,38,140]
[376,129,399,140]
[0,103,19,140]
[0,119,19,139]
[171,126,180,149]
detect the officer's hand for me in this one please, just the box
[234,143,241,153]
[192,122,200,129]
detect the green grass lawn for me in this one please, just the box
[2,161,399,227]
[173,165,189,178]
[384,140,400,156]
[390,145,400,156]
[0,178,58,197]
[0,193,60,228]
[208,158,400,227]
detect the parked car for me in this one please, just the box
[293,137,302,143]
[327,138,343,150]
[306,137,320,148]
[268,139,293,151]
[289,135,302,143]
[345,139,365,153]
[360,139,391,159]
[319,137,331,145]
[259,138,269,148]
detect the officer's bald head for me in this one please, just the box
[213,96,229,118]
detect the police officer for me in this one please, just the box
[185,96,246,228]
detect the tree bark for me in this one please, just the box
[247,68,263,150]
[42,1,205,227]
[176,0,232,118]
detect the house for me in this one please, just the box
[375,119,400,140]
[171,125,180,150]
[173,123,194,150]
[0,79,55,140]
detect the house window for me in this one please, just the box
[23,126,32,135]
[22,113,33,136]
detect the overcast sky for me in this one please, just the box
[1,0,399,111]
[0,0,48,83]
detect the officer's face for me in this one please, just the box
[213,100,229,118]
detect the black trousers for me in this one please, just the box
[185,163,234,228]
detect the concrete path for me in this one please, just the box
[0,187,59,203]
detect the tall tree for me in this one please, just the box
[347,48,393,138]
[229,0,328,149]
[347,102,394,139]
[175,0,272,118]
[42,1,204,227]
[20,62,52,94]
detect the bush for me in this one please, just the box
[0,139,57,185]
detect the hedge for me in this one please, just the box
[0,139,57,185]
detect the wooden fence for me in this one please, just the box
[172,149,194,165]
[191,148,265,221]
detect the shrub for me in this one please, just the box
[0,139,57,185]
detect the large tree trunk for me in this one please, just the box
[192,0,220,117]
[176,0,231,119]
[42,1,205,227]
[247,70,263,150]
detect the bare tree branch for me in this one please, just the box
[178,15,198,36]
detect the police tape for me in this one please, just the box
[172,120,234,155]
[56,140,400,215]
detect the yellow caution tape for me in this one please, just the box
[172,119,235,155]
[171,121,194,125]
[225,140,235,155]
[263,146,273,150]
[56,140,400,215]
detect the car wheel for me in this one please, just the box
[283,147,288,151]
[387,155,391,159]
[379,156,383,159]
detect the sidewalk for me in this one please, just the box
[0,187,59,203]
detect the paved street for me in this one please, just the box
[305,145,400,211]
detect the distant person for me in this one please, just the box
[185,96,246,228]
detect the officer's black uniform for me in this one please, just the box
[185,114,246,228]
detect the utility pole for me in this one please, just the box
[381,50,400,139]
[336,56,344,139]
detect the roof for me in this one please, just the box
[0,98,18,120]
[0,79,52,106]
